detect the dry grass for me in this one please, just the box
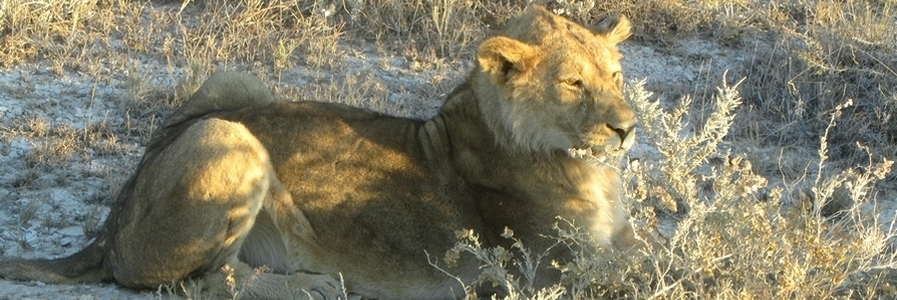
[1,0,895,299]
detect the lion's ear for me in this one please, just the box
[594,15,632,45]
[477,36,537,84]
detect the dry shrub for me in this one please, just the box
[627,77,748,213]
[623,80,895,299]
[453,79,897,299]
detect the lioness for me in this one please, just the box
[0,5,638,299]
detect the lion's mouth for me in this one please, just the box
[569,127,636,159]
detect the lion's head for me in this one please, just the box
[473,6,636,157]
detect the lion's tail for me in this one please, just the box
[0,239,111,284]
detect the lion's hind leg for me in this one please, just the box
[107,118,338,298]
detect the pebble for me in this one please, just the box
[58,226,84,237]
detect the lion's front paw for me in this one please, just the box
[291,273,343,300]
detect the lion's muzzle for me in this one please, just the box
[619,127,636,150]
[606,122,636,151]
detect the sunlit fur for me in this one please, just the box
[0,6,641,300]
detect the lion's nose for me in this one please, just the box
[608,124,637,150]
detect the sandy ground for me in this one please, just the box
[0,31,749,298]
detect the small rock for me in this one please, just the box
[58,226,84,237]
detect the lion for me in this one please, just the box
[0,5,638,299]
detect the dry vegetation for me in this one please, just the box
[1,0,896,299]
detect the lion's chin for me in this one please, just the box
[566,144,626,162]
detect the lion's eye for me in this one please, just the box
[562,79,584,89]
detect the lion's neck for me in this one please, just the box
[468,74,520,153]
[426,78,581,187]
[425,81,628,249]
[429,79,500,156]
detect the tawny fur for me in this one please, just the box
[0,6,640,299]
